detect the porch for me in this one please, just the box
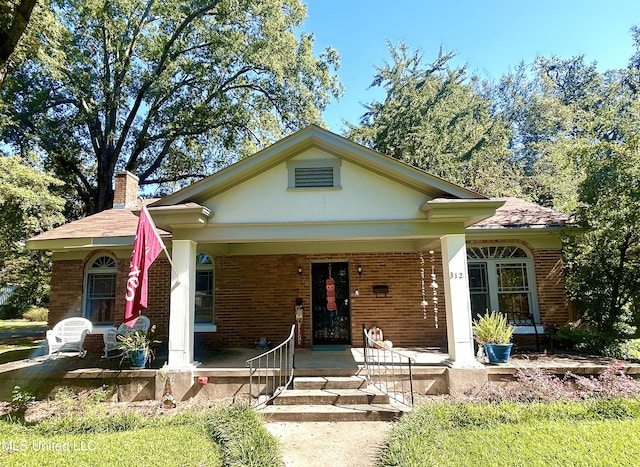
[1,345,637,403]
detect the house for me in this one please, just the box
[28,125,573,372]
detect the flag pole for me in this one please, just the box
[139,201,181,284]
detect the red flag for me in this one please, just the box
[123,205,164,326]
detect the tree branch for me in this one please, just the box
[114,1,222,168]
[0,0,37,66]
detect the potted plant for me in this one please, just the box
[472,311,514,363]
[117,325,157,368]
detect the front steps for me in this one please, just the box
[259,376,409,422]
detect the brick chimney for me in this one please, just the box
[113,171,139,209]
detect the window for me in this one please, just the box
[84,255,117,324]
[467,246,538,322]
[287,159,341,189]
[195,253,214,324]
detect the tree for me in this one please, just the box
[0,156,65,312]
[347,42,523,197]
[563,146,640,346]
[1,0,342,214]
[0,0,37,86]
[492,55,607,212]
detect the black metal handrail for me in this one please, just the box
[362,324,415,407]
[246,324,295,408]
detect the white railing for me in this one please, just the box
[362,324,415,407]
[246,324,295,408]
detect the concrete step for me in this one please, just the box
[260,403,405,422]
[293,376,367,390]
[273,388,389,406]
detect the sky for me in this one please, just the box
[301,0,640,132]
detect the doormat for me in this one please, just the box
[312,345,346,351]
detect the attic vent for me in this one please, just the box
[294,167,334,188]
[287,159,341,190]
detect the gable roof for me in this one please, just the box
[150,125,485,207]
[27,128,574,251]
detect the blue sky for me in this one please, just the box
[301,0,640,132]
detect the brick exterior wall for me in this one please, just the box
[48,243,571,352]
[204,252,447,349]
[48,253,170,353]
[532,249,573,326]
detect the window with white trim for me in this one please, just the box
[467,246,538,321]
[84,255,117,324]
[287,159,341,189]
[195,253,214,324]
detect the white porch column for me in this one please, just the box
[440,234,482,368]
[168,239,197,369]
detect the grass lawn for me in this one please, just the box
[0,320,46,331]
[0,421,224,466]
[0,320,46,364]
[0,404,279,466]
[380,398,640,466]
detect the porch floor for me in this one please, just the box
[1,345,637,374]
[196,346,450,370]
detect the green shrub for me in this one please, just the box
[21,305,48,322]
[207,404,280,467]
[11,385,36,408]
[472,310,514,344]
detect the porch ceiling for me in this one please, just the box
[198,239,441,256]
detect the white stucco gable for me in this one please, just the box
[148,126,503,249]
[206,147,429,223]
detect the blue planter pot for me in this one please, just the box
[128,349,148,368]
[483,343,513,364]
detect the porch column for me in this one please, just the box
[168,239,197,369]
[440,234,482,368]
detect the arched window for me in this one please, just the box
[195,253,214,324]
[467,246,538,321]
[84,255,117,324]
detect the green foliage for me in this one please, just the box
[348,42,523,197]
[472,310,514,344]
[563,145,640,345]
[10,384,36,408]
[0,156,65,310]
[21,305,48,322]
[379,399,640,466]
[1,0,342,214]
[492,34,640,343]
[117,330,152,356]
[0,419,224,466]
[207,403,280,467]
[117,325,160,364]
[0,404,281,466]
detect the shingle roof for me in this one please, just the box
[29,197,572,244]
[29,199,169,242]
[471,197,573,229]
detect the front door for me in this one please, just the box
[311,262,351,346]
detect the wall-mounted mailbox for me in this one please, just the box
[372,285,389,297]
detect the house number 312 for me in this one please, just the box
[449,272,464,280]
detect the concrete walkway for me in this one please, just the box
[266,421,393,467]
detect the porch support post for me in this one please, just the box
[168,239,197,369]
[440,234,482,368]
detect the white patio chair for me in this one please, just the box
[102,315,151,358]
[46,317,92,358]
